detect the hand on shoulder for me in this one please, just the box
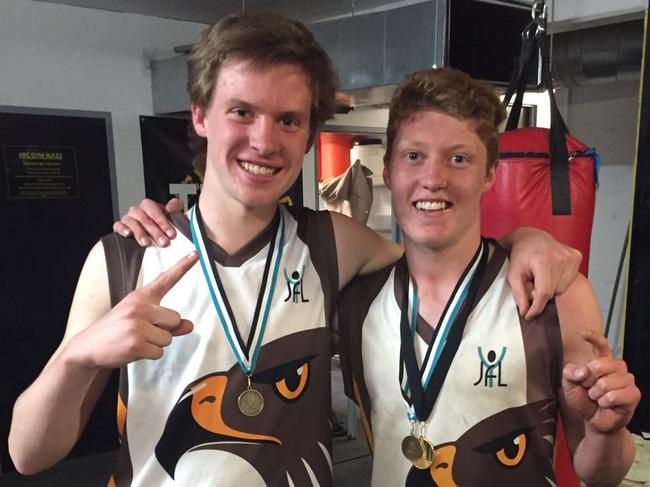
[504,227,582,320]
[113,197,184,248]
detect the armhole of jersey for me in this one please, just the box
[543,301,563,394]
[100,233,146,306]
[294,207,339,334]
[337,264,395,438]
[99,233,143,486]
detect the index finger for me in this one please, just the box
[522,261,553,320]
[525,287,552,320]
[583,331,612,359]
[143,251,198,302]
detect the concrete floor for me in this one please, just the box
[0,359,646,486]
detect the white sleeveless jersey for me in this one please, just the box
[338,245,562,487]
[102,205,338,487]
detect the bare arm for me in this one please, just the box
[556,275,639,487]
[329,211,403,290]
[9,242,114,474]
[9,242,198,474]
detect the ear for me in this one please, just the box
[305,127,317,154]
[191,103,208,138]
[483,163,497,193]
[383,158,392,189]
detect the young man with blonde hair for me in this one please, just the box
[11,13,579,487]
[338,67,639,487]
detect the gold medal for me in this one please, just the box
[238,387,264,416]
[238,375,264,416]
[411,435,435,470]
[403,422,435,469]
[401,434,423,462]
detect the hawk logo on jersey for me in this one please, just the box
[473,346,508,387]
[284,266,309,303]
[404,400,557,486]
[154,328,332,486]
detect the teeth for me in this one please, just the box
[240,161,276,176]
[415,201,448,211]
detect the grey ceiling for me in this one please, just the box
[31,0,241,24]
[30,0,535,25]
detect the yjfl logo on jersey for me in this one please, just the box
[284,266,309,303]
[473,346,508,387]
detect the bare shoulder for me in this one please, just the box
[329,212,402,289]
[555,274,604,364]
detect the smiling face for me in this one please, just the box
[192,60,313,213]
[384,110,496,255]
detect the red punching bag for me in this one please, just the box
[480,13,599,487]
[482,128,598,275]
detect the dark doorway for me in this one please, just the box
[0,108,119,472]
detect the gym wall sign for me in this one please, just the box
[3,145,79,199]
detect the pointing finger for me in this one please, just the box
[583,331,612,359]
[143,251,198,302]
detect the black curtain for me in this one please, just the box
[624,16,650,435]
[0,110,118,470]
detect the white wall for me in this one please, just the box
[551,0,646,23]
[0,0,205,214]
[562,81,639,353]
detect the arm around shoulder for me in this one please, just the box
[556,275,639,487]
[9,240,114,474]
[330,211,403,290]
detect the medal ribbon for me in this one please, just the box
[190,204,285,375]
[399,238,488,422]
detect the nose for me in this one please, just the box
[422,158,449,191]
[249,117,279,157]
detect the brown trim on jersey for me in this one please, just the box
[290,206,339,351]
[474,240,507,305]
[101,233,145,487]
[353,379,374,454]
[112,423,134,487]
[101,233,146,307]
[520,301,562,404]
[337,262,396,434]
[170,210,280,268]
[476,241,562,403]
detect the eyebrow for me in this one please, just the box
[396,140,480,152]
[224,98,308,120]
[395,140,428,150]
[224,98,254,109]
[447,143,480,152]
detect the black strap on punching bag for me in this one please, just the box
[503,0,572,215]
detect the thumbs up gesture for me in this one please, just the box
[562,331,641,434]
[72,251,199,369]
